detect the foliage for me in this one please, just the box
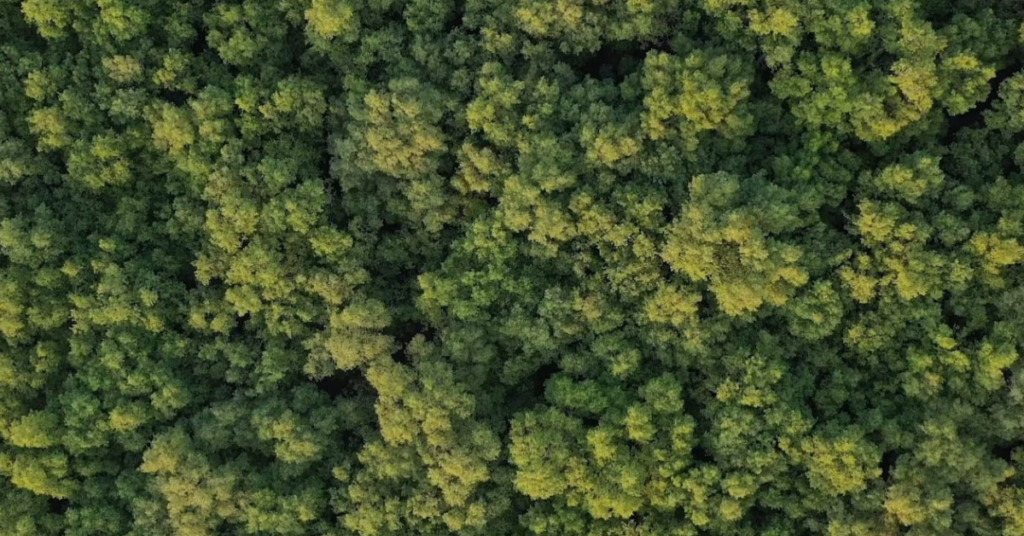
[2,0,1024,535]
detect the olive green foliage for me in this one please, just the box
[3,0,1024,535]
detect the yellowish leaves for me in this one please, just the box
[153,50,192,91]
[890,59,937,112]
[28,106,70,151]
[1,451,75,498]
[259,78,327,132]
[763,7,953,143]
[308,227,354,260]
[855,201,904,245]
[938,53,994,115]
[700,0,751,13]
[254,410,323,464]
[467,63,529,148]
[663,173,808,316]
[884,480,953,527]
[204,196,259,254]
[586,426,619,466]
[749,8,800,38]
[714,353,783,408]
[510,409,579,499]
[642,51,753,148]
[151,381,191,415]
[141,429,241,535]
[95,0,148,42]
[305,0,359,42]
[109,403,148,433]
[23,69,59,102]
[850,94,922,142]
[546,375,610,415]
[21,0,71,38]
[641,374,684,415]
[593,335,643,378]
[6,412,60,448]
[67,134,133,189]
[903,346,967,399]
[800,432,881,496]
[323,298,394,370]
[0,139,37,185]
[455,143,506,194]
[624,405,656,443]
[722,472,757,500]
[337,298,390,330]
[529,200,578,246]
[975,341,1017,392]
[102,55,144,84]
[846,5,875,39]
[581,121,642,168]
[969,232,1024,277]
[365,360,414,405]
[359,355,500,522]
[0,280,25,343]
[644,284,700,328]
[515,0,585,39]
[150,104,196,154]
[991,488,1024,536]
[848,192,977,301]
[353,79,446,180]
[871,155,944,204]
[426,429,499,505]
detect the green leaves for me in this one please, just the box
[2,0,1024,535]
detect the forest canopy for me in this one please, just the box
[3,0,1024,535]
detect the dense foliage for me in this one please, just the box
[3,0,1024,535]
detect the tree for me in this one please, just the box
[4,0,1024,535]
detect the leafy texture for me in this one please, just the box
[2,1,1024,536]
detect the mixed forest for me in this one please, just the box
[4,0,1024,535]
